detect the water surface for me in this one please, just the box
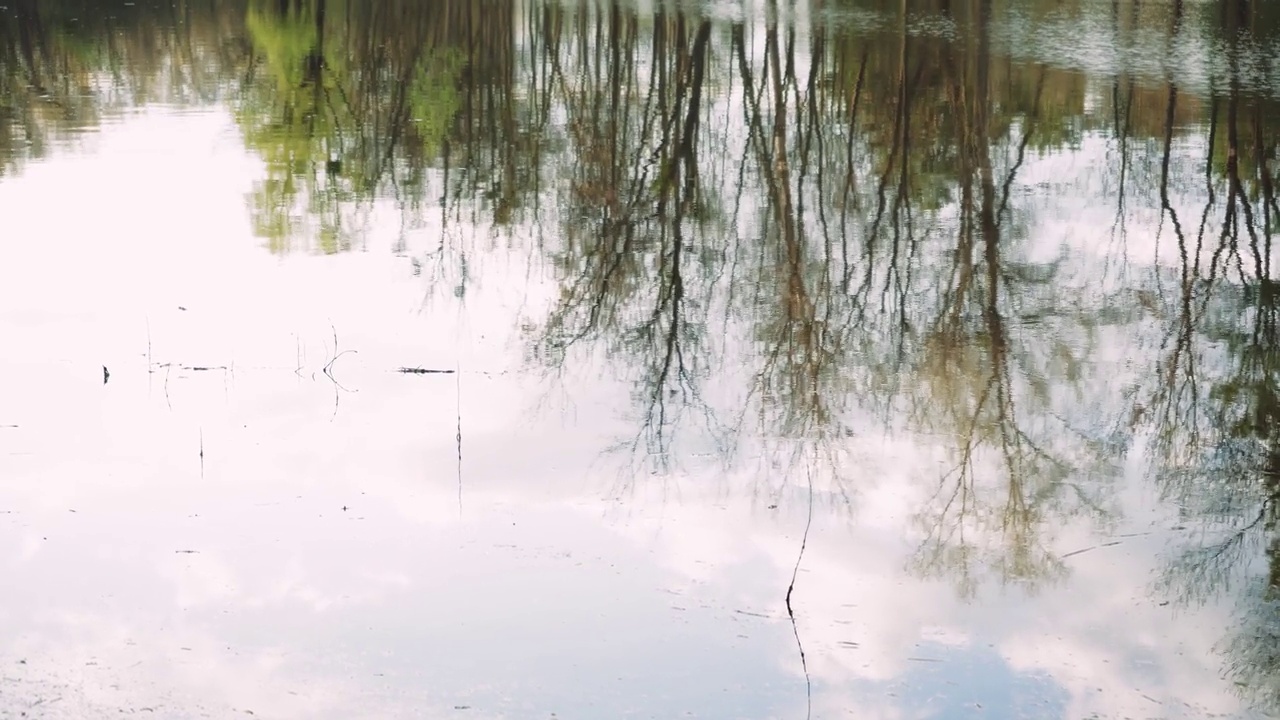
[2,0,1280,718]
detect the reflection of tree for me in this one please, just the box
[235,0,469,253]
[521,1,1124,557]
[0,0,245,176]
[1143,1,1280,708]
[902,0,1107,597]
[536,6,720,473]
[747,41,844,667]
[731,11,857,501]
[16,1,1280,669]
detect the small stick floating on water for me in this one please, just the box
[397,367,456,374]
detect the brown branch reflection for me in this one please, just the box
[1139,1,1280,709]
[524,0,1120,571]
[9,0,1280,709]
[905,0,1104,598]
[536,6,720,475]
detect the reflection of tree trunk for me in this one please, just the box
[1258,101,1279,313]
[656,18,710,199]
[1148,0,1207,453]
[534,4,718,467]
[1109,0,1137,240]
[13,0,47,93]
[1222,34,1261,283]
[838,49,868,277]
[914,0,1071,594]
[1150,9,1280,707]
[677,22,710,164]
[304,0,326,85]
[644,203,688,449]
[974,0,1031,555]
[1222,0,1251,32]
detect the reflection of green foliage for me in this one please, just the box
[52,29,105,68]
[246,8,316,93]
[409,49,463,157]
[238,3,340,252]
[234,0,463,253]
[9,0,1280,710]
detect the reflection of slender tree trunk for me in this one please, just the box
[535,3,719,466]
[851,5,918,299]
[677,21,710,197]
[1221,29,1262,283]
[972,0,1022,506]
[13,0,47,92]
[1258,102,1279,299]
[1148,0,1208,463]
[838,49,868,278]
[306,0,327,137]
[1109,0,1136,239]
[975,0,1001,382]
[310,0,326,83]
[915,0,1068,593]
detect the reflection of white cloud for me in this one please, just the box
[592,453,1251,719]
[998,539,1241,720]
[0,98,1268,720]
[2,613,417,719]
[163,551,239,608]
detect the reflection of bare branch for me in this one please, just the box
[1141,8,1280,709]
[726,8,864,513]
[533,8,723,479]
[910,2,1099,596]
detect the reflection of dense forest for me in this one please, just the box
[3,0,1280,711]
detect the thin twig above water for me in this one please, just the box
[456,355,463,516]
[786,462,815,720]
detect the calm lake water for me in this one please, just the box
[2,0,1279,718]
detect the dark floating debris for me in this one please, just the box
[397,367,456,374]
[1061,539,1124,559]
[152,363,229,372]
[175,550,199,554]
[103,365,110,384]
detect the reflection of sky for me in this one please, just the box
[893,643,1067,719]
[809,643,1072,719]
[0,101,1267,720]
